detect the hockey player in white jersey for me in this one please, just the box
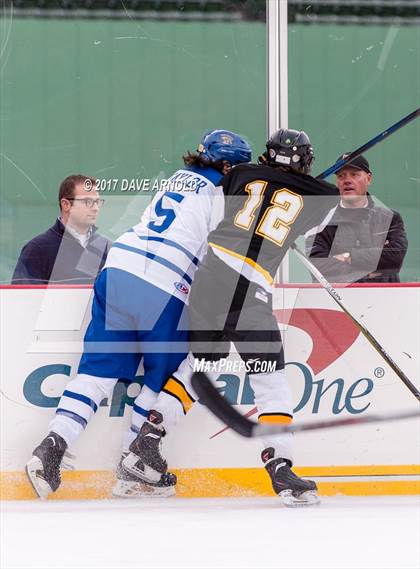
[25,130,252,499]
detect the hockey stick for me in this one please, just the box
[290,243,420,401]
[316,107,420,179]
[300,108,420,401]
[191,372,419,438]
[193,110,420,434]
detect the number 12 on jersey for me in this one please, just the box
[234,181,303,247]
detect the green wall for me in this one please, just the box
[0,19,418,282]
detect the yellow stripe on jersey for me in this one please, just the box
[163,377,195,414]
[208,242,274,285]
[258,413,293,425]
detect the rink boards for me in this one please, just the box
[1,284,419,500]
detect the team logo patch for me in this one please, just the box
[175,282,189,294]
[221,134,234,145]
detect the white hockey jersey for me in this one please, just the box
[104,167,225,303]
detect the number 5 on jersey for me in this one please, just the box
[234,181,303,247]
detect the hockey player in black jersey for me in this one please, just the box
[123,129,339,507]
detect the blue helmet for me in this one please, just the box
[197,129,252,166]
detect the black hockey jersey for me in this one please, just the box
[207,163,338,289]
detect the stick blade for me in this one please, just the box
[192,373,420,439]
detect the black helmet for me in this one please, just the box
[263,128,314,174]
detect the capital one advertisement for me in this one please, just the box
[1,285,419,498]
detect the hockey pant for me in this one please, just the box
[50,268,188,450]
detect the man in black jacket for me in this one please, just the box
[306,154,408,283]
[12,175,110,284]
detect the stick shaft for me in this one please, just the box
[317,107,420,179]
[310,107,420,400]
[254,408,419,436]
[291,244,420,401]
[195,108,420,435]
[191,372,419,438]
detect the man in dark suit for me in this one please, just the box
[12,174,110,284]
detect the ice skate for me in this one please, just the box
[262,447,320,508]
[112,452,177,498]
[122,410,168,484]
[25,432,68,499]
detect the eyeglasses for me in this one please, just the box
[66,198,105,208]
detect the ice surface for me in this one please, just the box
[1,496,419,569]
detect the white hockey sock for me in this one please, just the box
[154,353,221,433]
[122,428,138,453]
[153,391,185,433]
[49,414,85,449]
[49,373,118,447]
[153,353,194,432]
[121,386,165,451]
[130,385,159,433]
[249,369,294,462]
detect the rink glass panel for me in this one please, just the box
[0,11,418,282]
[0,14,266,282]
[288,22,419,282]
